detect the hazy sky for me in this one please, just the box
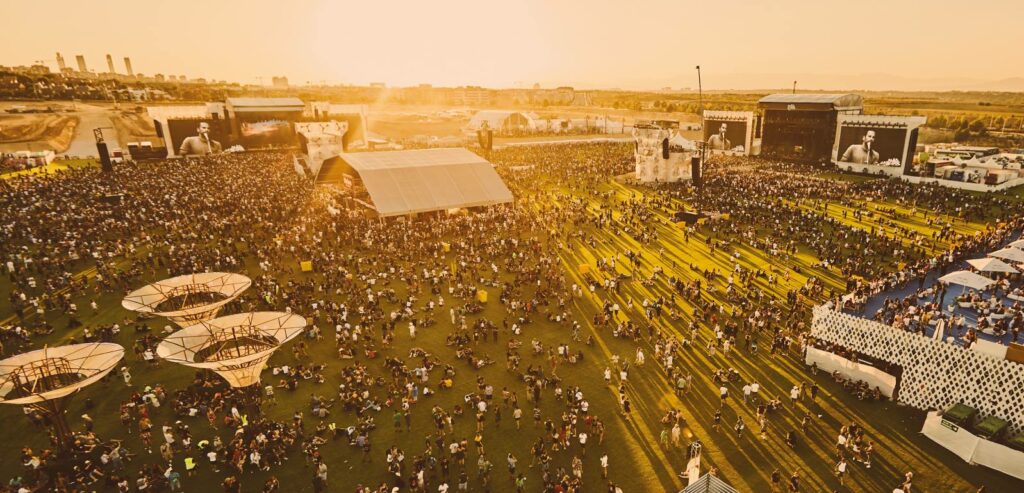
[2,0,1021,90]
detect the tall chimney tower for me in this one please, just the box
[106,54,116,74]
[75,55,87,73]
[56,52,66,71]
[123,57,134,76]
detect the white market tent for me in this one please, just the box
[938,270,996,291]
[466,110,537,132]
[670,133,698,150]
[966,257,1019,274]
[336,148,513,217]
[989,247,1024,263]
[1007,239,1024,249]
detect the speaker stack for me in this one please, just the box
[97,141,112,173]
[477,129,493,151]
[691,156,702,188]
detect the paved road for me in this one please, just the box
[64,104,122,158]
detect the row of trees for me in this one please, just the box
[925,113,1023,133]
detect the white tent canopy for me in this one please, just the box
[340,148,513,217]
[669,133,698,150]
[466,110,536,132]
[989,247,1024,263]
[1007,239,1024,249]
[938,270,995,291]
[966,257,1019,274]
[680,473,739,493]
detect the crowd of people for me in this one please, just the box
[0,142,1010,492]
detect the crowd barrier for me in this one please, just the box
[804,347,897,398]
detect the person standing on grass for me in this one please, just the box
[506,453,518,480]
[789,471,801,492]
[836,458,847,486]
[862,440,873,468]
[770,469,782,492]
[902,471,914,491]
[362,437,372,463]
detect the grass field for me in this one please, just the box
[0,158,97,180]
[0,151,1021,492]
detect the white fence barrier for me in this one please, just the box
[811,306,1024,433]
[921,411,1024,481]
[804,346,897,398]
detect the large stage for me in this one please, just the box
[758,94,863,163]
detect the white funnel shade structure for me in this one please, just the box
[0,343,125,448]
[157,312,306,388]
[122,273,251,326]
[0,343,125,404]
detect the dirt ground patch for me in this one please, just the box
[111,111,158,144]
[0,114,79,152]
[368,115,468,139]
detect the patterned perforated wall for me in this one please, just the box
[811,306,1024,432]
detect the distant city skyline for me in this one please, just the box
[2,0,1022,91]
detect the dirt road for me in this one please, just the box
[63,103,122,157]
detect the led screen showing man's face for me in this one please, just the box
[836,127,907,166]
[703,119,747,152]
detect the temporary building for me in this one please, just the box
[321,148,513,217]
